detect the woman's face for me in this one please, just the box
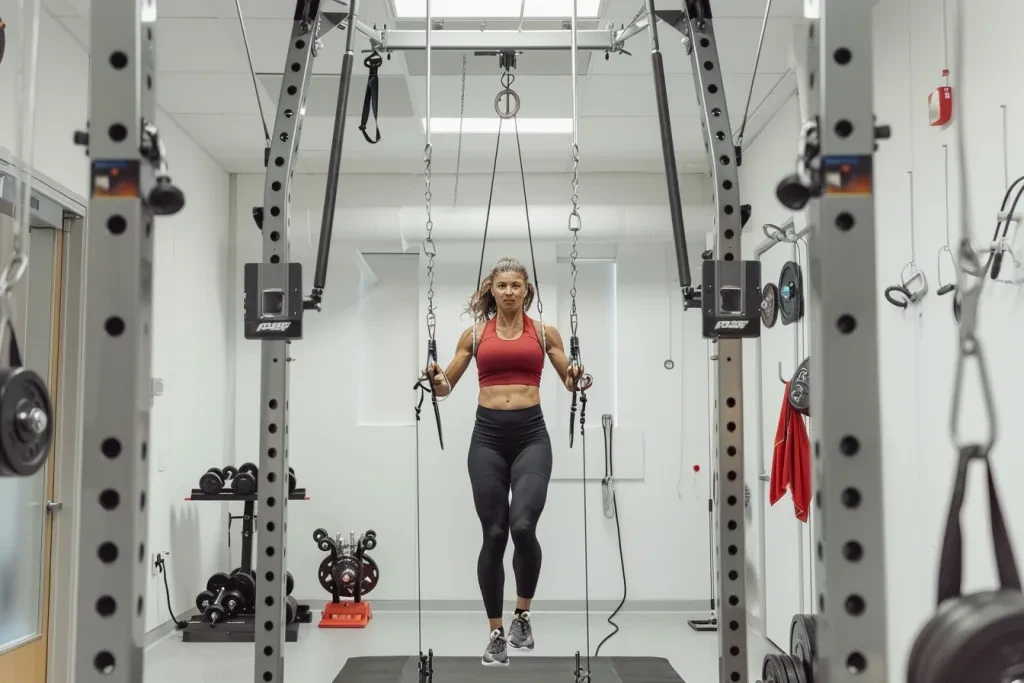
[491,271,528,313]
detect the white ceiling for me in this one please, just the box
[44,0,808,176]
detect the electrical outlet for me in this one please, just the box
[151,552,162,577]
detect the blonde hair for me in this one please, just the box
[467,257,536,322]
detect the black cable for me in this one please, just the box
[156,555,188,630]
[990,178,1024,279]
[233,0,271,149]
[594,492,626,657]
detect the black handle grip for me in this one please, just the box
[884,285,910,308]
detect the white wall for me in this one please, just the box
[738,0,1024,678]
[0,3,235,635]
[229,171,715,620]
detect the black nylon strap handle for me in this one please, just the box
[936,445,1022,604]
[360,52,382,144]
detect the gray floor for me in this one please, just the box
[143,609,778,683]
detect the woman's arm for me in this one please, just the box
[427,325,477,397]
[542,323,583,391]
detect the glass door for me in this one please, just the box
[0,219,64,683]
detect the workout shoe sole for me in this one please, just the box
[508,639,534,650]
[481,658,509,666]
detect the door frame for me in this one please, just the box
[0,150,90,683]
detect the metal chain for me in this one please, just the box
[453,52,467,208]
[568,144,582,337]
[424,143,437,341]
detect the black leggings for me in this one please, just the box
[468,405,553,619]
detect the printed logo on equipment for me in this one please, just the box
[256,322,292,332]
[714,320,750,330]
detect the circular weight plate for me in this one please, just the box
[199,471,223,495]
[285,571,294,596]
[232,472,256,495]
[0,367,54,477]
[285,595,298,624]
[788,358,811,417]
[238,462,258,478]
[206,603,225,623]
[289,471,297,493]
[360,555,381,595]
[779,653,807,683]
[318,555,337,594]
[789,614,818,682]
[207,572,231,594]
[778,261,805,325]
[922,590,1024,683]
[761,283,779,328]
[313,528,328,543]
[230,571,256,609]
[335,556,362,597]
[494,88,521,119]
[195,590,215,612]
[762,654,785,683]
[222,589,244,617]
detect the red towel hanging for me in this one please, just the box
[770,381,811,522]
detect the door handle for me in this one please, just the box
[46,501,63,512]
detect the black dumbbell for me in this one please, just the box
[233,462,258,495]
[223,465,238,480]
[288,467,297,494]
[199,468,226,495]
[197,572,245,624]
[285,595,298,624]
[286,571,294,596]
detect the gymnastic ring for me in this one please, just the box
[494,88,521,119]
[884,285,911,309]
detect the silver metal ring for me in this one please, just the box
[494,88,521,119]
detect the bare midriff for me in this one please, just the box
[478,384,541,410]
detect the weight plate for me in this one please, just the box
[230,571,256,609]
[195,590,215,612]
[285,571,294,596]
[359,555,380,596]
[232,471,256,495]
[207,572,231,594]
[780,653,807,683]
[761,283,779,328]
[239,462,258,478]
[763,653,805,683]
[222,589,244,617]
[289,471,297,493]
[0,367,54,477]
[788,357,810,417]
[318,555,337,594]
[335,556,362,596]
[778,261,805,325]
[199,471,223,495]
[285,595,298,624]
[313,528,328,543]
[789,614,818,683]
[0,18,6,67]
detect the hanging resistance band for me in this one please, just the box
[359,50,382,144]
[471,62,547,357]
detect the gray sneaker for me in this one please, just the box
[508,612,534,650]
[482,629,509,666]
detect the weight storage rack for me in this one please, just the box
[181,488,313,643]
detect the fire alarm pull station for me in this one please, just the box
[929,69,953,127]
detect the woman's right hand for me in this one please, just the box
[426,362,450,396]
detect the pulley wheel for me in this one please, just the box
[761,282,779,328]
[789,614,818,683]
[0,366,54,477]
[494,88,520,119]
[778,261,805,325]
[334,556,361,595]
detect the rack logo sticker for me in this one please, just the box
[256,322,292,332]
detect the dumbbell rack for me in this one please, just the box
[181,488,312,643]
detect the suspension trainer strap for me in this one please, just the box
[359,51,382,144]
[413,397,424,653]
[512,115,546,352]
[475,92,506,345]
[581,394,591,671]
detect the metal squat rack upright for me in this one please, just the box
[71,0,888,682]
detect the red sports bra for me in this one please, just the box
[475,317,545,388]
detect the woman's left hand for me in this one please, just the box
[565,364,584,391]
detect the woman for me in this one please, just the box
[427,257,583,666]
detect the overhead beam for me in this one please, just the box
[367,28,625,52]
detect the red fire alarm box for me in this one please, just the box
[929,70,953,127]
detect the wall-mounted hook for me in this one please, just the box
[778,362,789,384]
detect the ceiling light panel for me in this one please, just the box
[392,0,603,19]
